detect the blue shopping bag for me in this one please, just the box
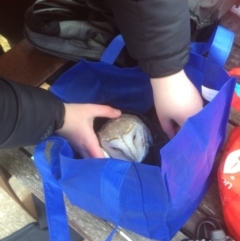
[34,26,236,241]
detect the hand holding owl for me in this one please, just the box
[56,103,121,158]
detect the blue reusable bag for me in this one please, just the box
[34,26,236,241]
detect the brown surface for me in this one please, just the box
[0,166,37,219]
[221,10,240,47]
[0,39,70,86]
[0,175,35,239]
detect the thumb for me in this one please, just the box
[71,126,105,159]
[80,142,105,158]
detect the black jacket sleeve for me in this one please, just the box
[107,0,191,78]
[0,78,65,149]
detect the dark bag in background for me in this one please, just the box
[24,0,118,62]
[189,0,240,41]
[24,0,137,67]
[24,0,240,62]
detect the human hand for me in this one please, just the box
[55,104,121,158]
[150,70,203,138]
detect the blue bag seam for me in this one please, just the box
[101,160,131,225]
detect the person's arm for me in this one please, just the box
[150,70,203,138]
[107,0,203,137]
[0,77,65,148]
[0,78,121,158]
[107,0,190,78]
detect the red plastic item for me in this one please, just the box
[231,92,240,112]
[228,68,240,76]
[218,127,240,240]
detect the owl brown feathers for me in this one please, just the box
[98,114,153,162]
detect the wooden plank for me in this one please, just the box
[0,39,72,87]
[229,108,240,126]
[221,11,240,47]
[198,178,223,220]
[225,44,240,76]
[182,209,208,238]
[181,176,224,238]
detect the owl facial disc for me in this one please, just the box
[98,114,153,162]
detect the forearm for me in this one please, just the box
[0,78,65,148]
[107,0,191,77]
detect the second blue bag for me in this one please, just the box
[34,26,236,241]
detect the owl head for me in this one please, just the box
[98,114,153,162]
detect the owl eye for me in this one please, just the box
[133,134,136,140]
[112,147,119,151]
[111,147,123,154]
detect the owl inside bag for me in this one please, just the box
[218,126,240,240]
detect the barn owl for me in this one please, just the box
[97,114,153,162]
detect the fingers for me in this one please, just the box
[79,142,105,159]
[79,105,121,158]
[159,117,175,138]
[69,128,106,159]
[78,105,121,157]
[57,103,121,159]
[87,104,121,119]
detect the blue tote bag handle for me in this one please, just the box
[100,35,125,64]
[101,26,234,67]
[34,137,123,241]
[34,139,72,241]
[190,25,234,66]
